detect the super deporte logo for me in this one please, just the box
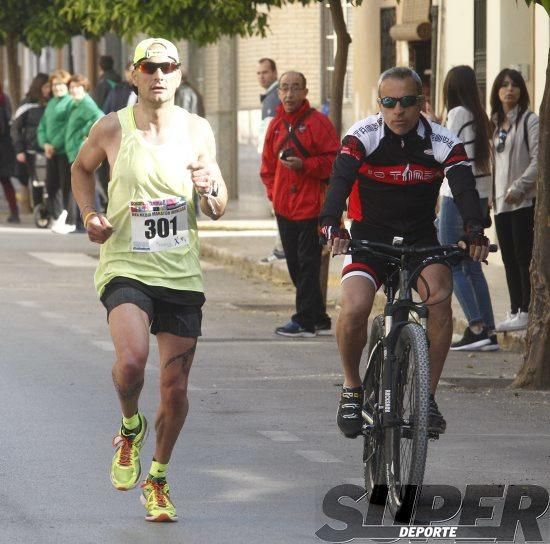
[316,484,550,542]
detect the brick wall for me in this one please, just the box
[237,3,323,110]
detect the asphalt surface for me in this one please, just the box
[1,225,549,543]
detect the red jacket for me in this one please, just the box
[260,100,339,221]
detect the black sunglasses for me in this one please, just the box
[378,95,422,108]
[496,129,508,153]
[137,61,181,75]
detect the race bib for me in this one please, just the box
[130,197,189,252]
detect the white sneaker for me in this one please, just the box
[511,311,529,331]
[496,311,528,332]
[52,222,76,235]
[495,312,517,332]
[50,210,68,232]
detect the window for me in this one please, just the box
[474,0,487,103]
[380,8,397,73]
[321,1,354,105]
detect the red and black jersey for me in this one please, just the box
[320,113,483,236]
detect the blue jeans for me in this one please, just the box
[436,196,495,330]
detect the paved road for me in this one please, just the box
[1,226,549,543]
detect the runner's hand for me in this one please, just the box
[87,214,113,244]
[188,161,214,195]
[320,225,350,255]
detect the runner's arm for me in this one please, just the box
[194,117,228,220]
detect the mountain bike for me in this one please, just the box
[352,237,497,522]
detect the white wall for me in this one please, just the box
[534,4,550,112]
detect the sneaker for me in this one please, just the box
[52,222,76,234]
[480,334,500,352]
[428,395,446,434]
[450,327,491,351]
[110,413,148,491]
[7,213,20,224]
[140,477,178,522]
[315,319,332,336]
[495,312,518,332]
[275,320,316,338]
[337,386,363,438]
[259,251,286,264]
[511,311,528,331]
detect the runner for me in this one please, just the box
[71,38,227,522]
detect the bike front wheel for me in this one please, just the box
[385,323,430,522]
[363,315,386,505]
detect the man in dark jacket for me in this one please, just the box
[103,62,137,114]
[92,56,122,110]
[261,71,339,337]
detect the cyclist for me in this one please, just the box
[320,67,490,438]
[71,38,227,521]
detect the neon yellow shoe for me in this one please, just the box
[110,413,148,491]
[140,478,178,522]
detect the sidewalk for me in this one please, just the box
[1,195,524,349]
[198,199,525,350]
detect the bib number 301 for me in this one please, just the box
[144,217,178,239]
[131,197,189,252]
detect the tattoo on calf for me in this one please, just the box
[164,343,197,373]
[112,375,144,401]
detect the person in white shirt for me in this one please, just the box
[437,65,497,351]
[490,68,538,332]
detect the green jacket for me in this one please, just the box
[65,94,104,163]
[37,94,73,154]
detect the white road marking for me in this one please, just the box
[259,431,303,442]
[16,301,38,308]
[295,450,342,463]
[91,340,115,352]
[204,468,294,501]
[29,252,97,267]
[199,230,277,238]
[41,311,63,319]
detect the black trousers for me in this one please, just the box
[276,214,327,331]
[45,153,74,223]
[494,205,535,313]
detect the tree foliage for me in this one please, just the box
[524,0,550,14]
[24,0,317,50]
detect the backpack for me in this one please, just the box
[523,111,533,154]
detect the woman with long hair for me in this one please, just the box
[437,65,497,350]
[490,68,538,332]
[11,73,51,209]
[0,82,18,222]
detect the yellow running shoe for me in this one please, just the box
[140,478,178,522]
[110,413,148,491]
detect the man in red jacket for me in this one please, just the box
[261,71,340,337]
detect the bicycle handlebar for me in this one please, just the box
[348,239,498,257]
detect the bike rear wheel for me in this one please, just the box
[385,323,429,522]
[363,315,386,505]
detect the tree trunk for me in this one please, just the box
[320,0,352,305]
[6,32,22,107]
[512,46,550,389]
[328,0,351,136]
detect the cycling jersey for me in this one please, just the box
[320,113,484,234]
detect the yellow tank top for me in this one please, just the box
[95,106,206,296]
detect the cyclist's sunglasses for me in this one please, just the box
[136,61,181,75]
[496,129,508,153]
[378,95,422,108]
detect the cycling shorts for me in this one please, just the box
[341,223,440,290]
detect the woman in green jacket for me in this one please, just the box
[65,74,104,232]
[37,69,73,229]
